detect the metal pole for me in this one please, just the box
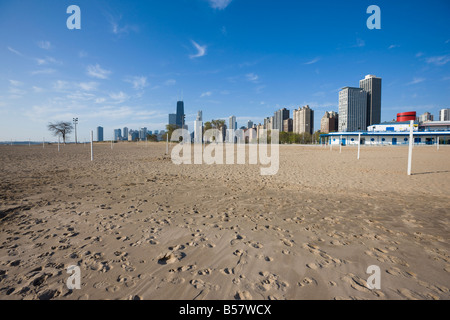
[340,135,342,153]
[43,138,45,149]
[437,136,439,151]
[58,136,60,152]
[90,131,94,161]
[407,120,414,176]
[166,133,169,155]
[358,133,361,160]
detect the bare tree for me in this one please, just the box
[48,121,73,144]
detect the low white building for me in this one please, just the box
[368,121,418,133]
[321,131,450,146]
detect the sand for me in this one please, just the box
[0,142,449,300]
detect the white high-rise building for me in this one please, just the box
[440,108,450,121]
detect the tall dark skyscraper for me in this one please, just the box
[176,101,185,128]
[359,75,382,127]
[169,113,177,126]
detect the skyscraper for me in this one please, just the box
[359,74,382,127]
[123,127,129,140]
[176,101,185,128]
[139,127,148,140]
[274,108,289,131]
[418,112,434,123]
[338,87,367,132]
[439,108,450,121]
[114,129,122,141]
[229,116,237,131]
[293,105,314,134]
[169,113,177,126]
[247,120,253,129]
[197,111,203,122]
[97,126,104,142]
[320,111,339,133]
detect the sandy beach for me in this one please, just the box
[0,143,449,300]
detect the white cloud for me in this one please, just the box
[189,40,207,59]
[107,14,139,36]
[9,80,23,86]
[32,86,44,93]
[125,76,148,90]
[53,80,69,91]
[7,46,24,56]
[353,39,365,48]
[31,68,56,75]
[246,73,259,83]
[388,44,400,49]
[78,82,99,91]
[415,52,424,58]
[425,55,450,66]
[208,0,232,10]
[304,57,320,65]
[79,50,88,58]
[87,64,111,79]
[109,91,129,103]
[38,41,51,50]
[35,56,61,66]
[407,77,425,85]
[200,91,212,98]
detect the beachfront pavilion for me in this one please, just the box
[319,131,450,146]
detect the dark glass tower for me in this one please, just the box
[360,75,382,128]
[176,101,185,128]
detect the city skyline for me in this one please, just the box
[1,0,449,142]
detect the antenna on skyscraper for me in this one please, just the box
[181,89,183,101]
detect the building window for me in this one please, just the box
[404,138,408,142]
[382,138,386,142]
[351,138,354,142]
[371,138,375,142]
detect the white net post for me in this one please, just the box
[407,120,414,176]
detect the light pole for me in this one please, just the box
[73,118,78,144]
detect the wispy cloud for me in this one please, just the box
[200,91,212,98]
[109,91,129,103]
[87,64,111,79]
[415,52,424,58]
[407,77,425,85]
[208,0,232,10]
[79,50,88,58]
[246,73,259,83]
[388,44,400,49]
[36,56,61,66]
[125,76,148,90]
[107,14,139,36]
[353,39,365,48]
[9,80,23,87]
[31,68,56,76]
[189,40,207,59]
[7,46,24,57]
[425,55,450,66]
[37,41,52,50]
[304,57,320,65]
[78,82,99,91]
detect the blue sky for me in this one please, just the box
[0,0,449,141]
